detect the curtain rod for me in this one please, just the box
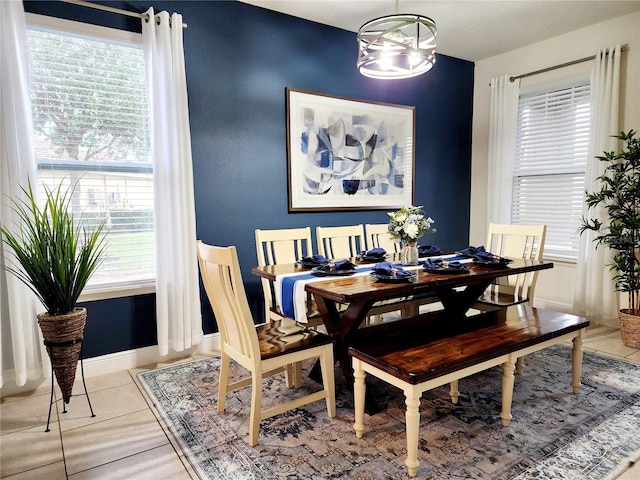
[58,0,187,28]
[509,45,627,82]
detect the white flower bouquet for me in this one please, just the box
[387,205,435,243]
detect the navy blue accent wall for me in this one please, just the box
[23,1,474,356]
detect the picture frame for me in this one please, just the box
[286,88,415,212]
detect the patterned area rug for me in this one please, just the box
[138,345,640,479]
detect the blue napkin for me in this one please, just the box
[363,247,386,257]
[372,261,413,277]
[458,246,486,257]
[316,259,355,272]
[334,259,355,270]
[301,254,329,265]
[418,244,441,256]
[423,258,466,270]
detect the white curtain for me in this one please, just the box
[573,45,622,323]
[0,0,46,387]
[487,75,521,225]
[142,8,203,356]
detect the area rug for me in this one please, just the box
[138,345,640,479]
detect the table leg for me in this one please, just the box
[572,330,584,393]
[436,281,493,317]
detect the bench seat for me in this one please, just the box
[348,305,589,477]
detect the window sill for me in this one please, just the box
[542,255,577,266]
[78,283,155,302]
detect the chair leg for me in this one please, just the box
[217,353,230,413]
[449,380,460,404]
[515,356,524,374]
[319,347,336,418]
[248,373,262,446]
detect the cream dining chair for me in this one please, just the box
[450,224,548,401]
[255,227,314,323]
[477,223,547,307]
[196,241,336,446]
[316,224,366,259]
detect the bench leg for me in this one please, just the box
[353,358,366,439]
[500,354,517,427]
[404,387,421,477]
[572,330,584,393]
[449,380,460,404]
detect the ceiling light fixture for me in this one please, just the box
[357,1,437,80]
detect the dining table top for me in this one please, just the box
[251,257,554,302]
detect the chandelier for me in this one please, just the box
[357,4,437,80]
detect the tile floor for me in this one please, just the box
[1,325,639,479]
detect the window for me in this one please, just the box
[26,15,155,292]
[512,81,591,261]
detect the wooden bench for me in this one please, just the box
[348,305,589,477]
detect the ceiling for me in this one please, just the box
[239,1,640,61]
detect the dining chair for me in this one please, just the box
[477,223,547,307]
[457,222,547,385]
[316,224,366,259]
[255,227,314,323]
[196,240,336,446]
[365,223,402,253]
[316,224,411,325]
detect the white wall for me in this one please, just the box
[470,11,640,326]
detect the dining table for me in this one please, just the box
[251,254,554,412]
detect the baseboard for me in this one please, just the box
[1,333,221,398]
[532,299,574,313]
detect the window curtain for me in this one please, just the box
[573,45,622,323]
[142,8,203,355]
[0,0,46,387]
[487,75,521,224]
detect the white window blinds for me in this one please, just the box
[512,83,591,260]
[26,22,155,290]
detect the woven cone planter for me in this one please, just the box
[37,308,87,403]
[619,309,640,349]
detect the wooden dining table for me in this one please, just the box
[252,256,554,411]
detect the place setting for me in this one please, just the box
[356,247,389,263]
[310,259,357,276]
[456,245,514,266]
[422,257,470,274]
[370,261,417,282]
[297,254,331,269]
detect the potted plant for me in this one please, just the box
[1,180,106,402]
[579,130,640,348]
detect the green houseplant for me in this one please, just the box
[579,130,640,348]
[1,180,106,402]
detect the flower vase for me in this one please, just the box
[401,241,419,266]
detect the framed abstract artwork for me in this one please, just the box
[286,88,415,212]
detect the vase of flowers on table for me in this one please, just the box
[388,205,435,265]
